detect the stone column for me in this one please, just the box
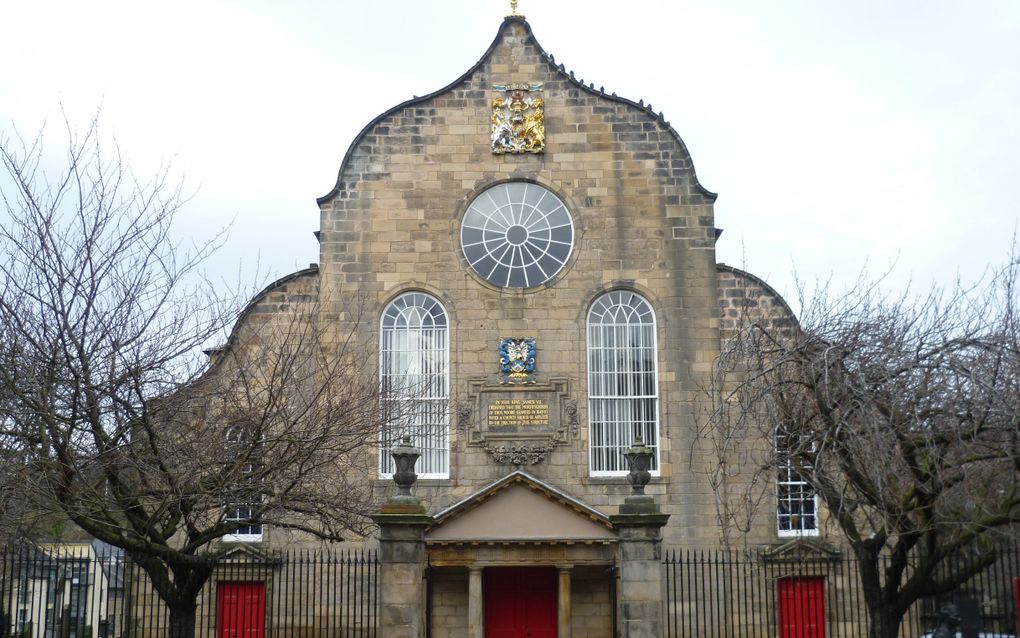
[557,565,572,638]
[610,515,669,638]
[372,437,433,638]
[468,566,484,638]
[609,436,670,638]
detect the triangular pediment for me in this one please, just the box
[762,538,841,563]
[426,472,616,543]
[217,543,278,564]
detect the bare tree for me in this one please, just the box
[703,262,1020,638]
[0,120,404,638]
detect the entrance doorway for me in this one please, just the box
[484,566,558,638]
[217,581,266,638]
[778,577,825,638]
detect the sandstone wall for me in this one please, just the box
[316,17,722,547]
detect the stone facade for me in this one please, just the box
[316,15,722,541]
[212,13,810,637]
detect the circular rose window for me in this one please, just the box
[460,182,574,288]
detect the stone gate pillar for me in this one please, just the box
[609,437,670,638]
[372,437,433,638]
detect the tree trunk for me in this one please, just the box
[167,602,198,638]
[867,604,904,638]
[858,550,905,638]
[128,553,212,638]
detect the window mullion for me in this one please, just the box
[380,294,449,478]
[588,294,658,475]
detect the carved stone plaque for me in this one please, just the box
[462,378,578,466]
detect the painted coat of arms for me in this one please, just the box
[499,337,537,383]
[491,83,545,154]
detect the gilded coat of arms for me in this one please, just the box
[491,83,545,154]
[499,337,537,383]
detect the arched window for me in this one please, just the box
[587,291,659,475]
[380,292,449,477]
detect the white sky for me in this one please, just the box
[2,0,1018,306]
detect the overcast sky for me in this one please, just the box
[2,0,1018,306]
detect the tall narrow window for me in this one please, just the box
[223,425,263,542]
[587,291,659,475]
[776,429,819,536]
[380,292,449,477]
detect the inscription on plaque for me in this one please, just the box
[464,378,578,466]
[487,398,550,427]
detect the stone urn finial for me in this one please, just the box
[615,432,665,517]
[623,433,653,496]
[391,435,420,498]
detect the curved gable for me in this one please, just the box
[717,263,798,342]
[317,16,716,207]
[205,266,321,366]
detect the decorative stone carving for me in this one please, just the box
[390,435,420,498]
[456,400,473,432]
[623,435,653,497]
[482,441,556,466]
[465,378,574,466]
[491,83,545,154]
[563,397,579,436]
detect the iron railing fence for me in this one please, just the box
[664,544,1020,638]
[5,540,1019,637]
[0,546,378,638]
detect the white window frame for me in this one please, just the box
[776,429,820,537]
[223,503,263,543]
[223,425,263,543]
[379,292,450,479]
[587,290,660,477]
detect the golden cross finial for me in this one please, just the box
[509,0,521,16]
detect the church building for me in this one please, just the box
[218,6,811,637]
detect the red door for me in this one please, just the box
[778,577,825,638]
[484,567,558,638]
[217,581,266,638]
[1014,577,1020,637]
